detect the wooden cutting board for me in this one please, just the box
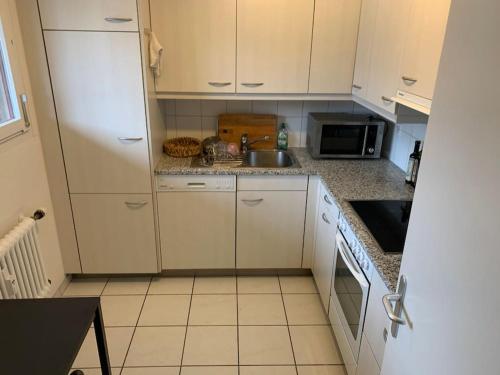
[218,114,277,150]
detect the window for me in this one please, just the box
[0,10,28,145]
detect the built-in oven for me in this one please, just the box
[331,230,370,361]
[306,113,385,159]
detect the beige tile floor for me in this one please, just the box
[64,276,345,375]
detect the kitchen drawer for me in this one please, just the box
[318,181,339,217]
[38,0,138,31]
[71,194,157,274]
[237,175,308,191]
[364,270,390,367]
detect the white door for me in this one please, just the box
[150,0,236,93]
[237,0,314,94]
[237,190,306,268]
[71,194,157,274]
[308,0,362,94]
[158,191,236,269]
[44,31,151,194]
[381,1,500,374]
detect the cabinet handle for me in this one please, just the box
[323,194,333,205]
[125,201,148,208]
[242,198,264,205]
[187,182,206,189]
[352,84,362,90]
[104,17,133,23]
[321,213,330,224]
[208,82,232,87]
[241,82,264,87]
[118,137,143,141]
[381,96,394,104]
[401,76,418,85]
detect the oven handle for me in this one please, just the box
[336,233,369,289]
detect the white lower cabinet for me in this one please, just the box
[236,189,307,268]
[312,184,339,310]
[71,194,157,274]
[356,334,380,375]
[158,191,236,270]
[364,270,390,367]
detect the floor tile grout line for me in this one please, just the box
[119,278,152,374]
[178,276,195,374]
[278,276,300,375]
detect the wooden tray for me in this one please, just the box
[218,114,277,150]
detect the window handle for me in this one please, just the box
[20,94,30,129]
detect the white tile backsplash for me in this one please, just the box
[160,99,427,153]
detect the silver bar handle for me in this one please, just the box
[242,198,264,205]
[104,17,133,23]
[352,84,362,90]
[402,76,418,84]
[208,82,232,87]
[20,94,30,128]
[118,137,143,141]
[125,201,148,208]
[382,294,406,325]
[323,194,333,205]
[241,82,264,87]
[187,182,206,189]
[321,213,330,224]
[381,96,394,104]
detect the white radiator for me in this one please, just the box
[0,217,50,299]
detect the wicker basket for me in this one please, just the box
[163,137,201,158]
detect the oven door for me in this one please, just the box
[320,124,367,157]
[331,232,370,360]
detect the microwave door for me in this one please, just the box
[320,125,367,157]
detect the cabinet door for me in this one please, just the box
[312,203,338,311]
[158,192,236,269]
[38,0,138,31]
[237,0,314,93]
[309,0,362,94]
[364,270,390,367]
[352,0,380,98]
[44,31,151,194]
[366,0,411,113]
[71,194,157,274]
[356,335,381,375]
[237,191,306,268]
[399,0,451,99]
[150,0,236,93]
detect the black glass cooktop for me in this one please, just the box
[349,200,413,253]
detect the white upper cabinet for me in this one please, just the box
[236,0,314,94]
[150,0,236,93]
[38,0,138,31]
[309,0,362,94]
[352,0,380,99]
[398,0,451,100]
[365,0,411,114]
[44,31,151,194]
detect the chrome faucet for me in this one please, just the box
[240,133,271,154]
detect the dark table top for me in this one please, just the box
[0,297,99,375]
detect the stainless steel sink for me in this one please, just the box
[190,149,300,169]
[243,150,297,168]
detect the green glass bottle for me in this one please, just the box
[277,123,288,150]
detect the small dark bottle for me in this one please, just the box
[405,141,421,187]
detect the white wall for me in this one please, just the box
[0,1,66,293]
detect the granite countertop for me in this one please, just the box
[155,148,414,292]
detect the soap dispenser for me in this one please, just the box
[277,123,288,150]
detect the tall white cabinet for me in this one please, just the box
[39,0,158,273]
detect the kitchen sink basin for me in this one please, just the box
[190,149,300,168]
[243,150,296,168]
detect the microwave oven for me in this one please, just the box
[306,113,385,159]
